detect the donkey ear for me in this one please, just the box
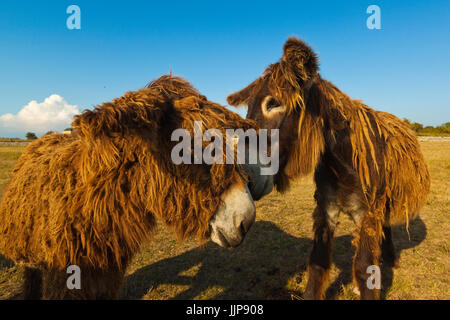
[282,37,319,85]
[227,78,261,107]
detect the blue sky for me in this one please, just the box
[0,0,449,137]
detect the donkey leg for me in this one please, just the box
[352,214,383,300]
[381,226,399,268]
[41,268,79,300]
[42,267,124,299]
[22,267,43,300]
[303,205,337,300]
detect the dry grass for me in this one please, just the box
[0,141,449,300]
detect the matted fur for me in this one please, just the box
[227,37,430,299]
[0,75,256,277]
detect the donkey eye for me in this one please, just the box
[261,95,287,118]
[263,97,280,111]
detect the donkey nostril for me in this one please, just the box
[239,221,247,235]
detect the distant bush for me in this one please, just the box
[25,132,38,140]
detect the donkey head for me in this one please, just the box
[227,37,318,129]
[226,37,320,191]
[74,75,273,249]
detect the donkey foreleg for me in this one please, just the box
[303,205,338,300]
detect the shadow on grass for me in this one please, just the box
[0,254,14,270]
[381,217,427,299]
[122,221,311,299]
[123,217,426,300]
[0,218,425,300]
[325,217,427,299]
[0,254,22,300]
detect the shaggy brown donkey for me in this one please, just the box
[0,75,272,299]
[227,37,430,299]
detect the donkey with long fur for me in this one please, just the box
[227,37,430,299]
[0,75,272,299]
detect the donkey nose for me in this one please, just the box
[210,183,257,249]
[234,193,256,238]
[243,209,256,234]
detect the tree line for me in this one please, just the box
[16,122,450,141]
[403,120,450,136]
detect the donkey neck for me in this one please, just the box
[307,76,358,148]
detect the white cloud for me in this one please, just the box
[0,94,80,136]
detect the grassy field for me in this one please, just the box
[0,141,449,300]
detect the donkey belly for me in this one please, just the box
[315,157,368,228]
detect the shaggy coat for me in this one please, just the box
[227,37,430,299]
[0,75,255,299]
